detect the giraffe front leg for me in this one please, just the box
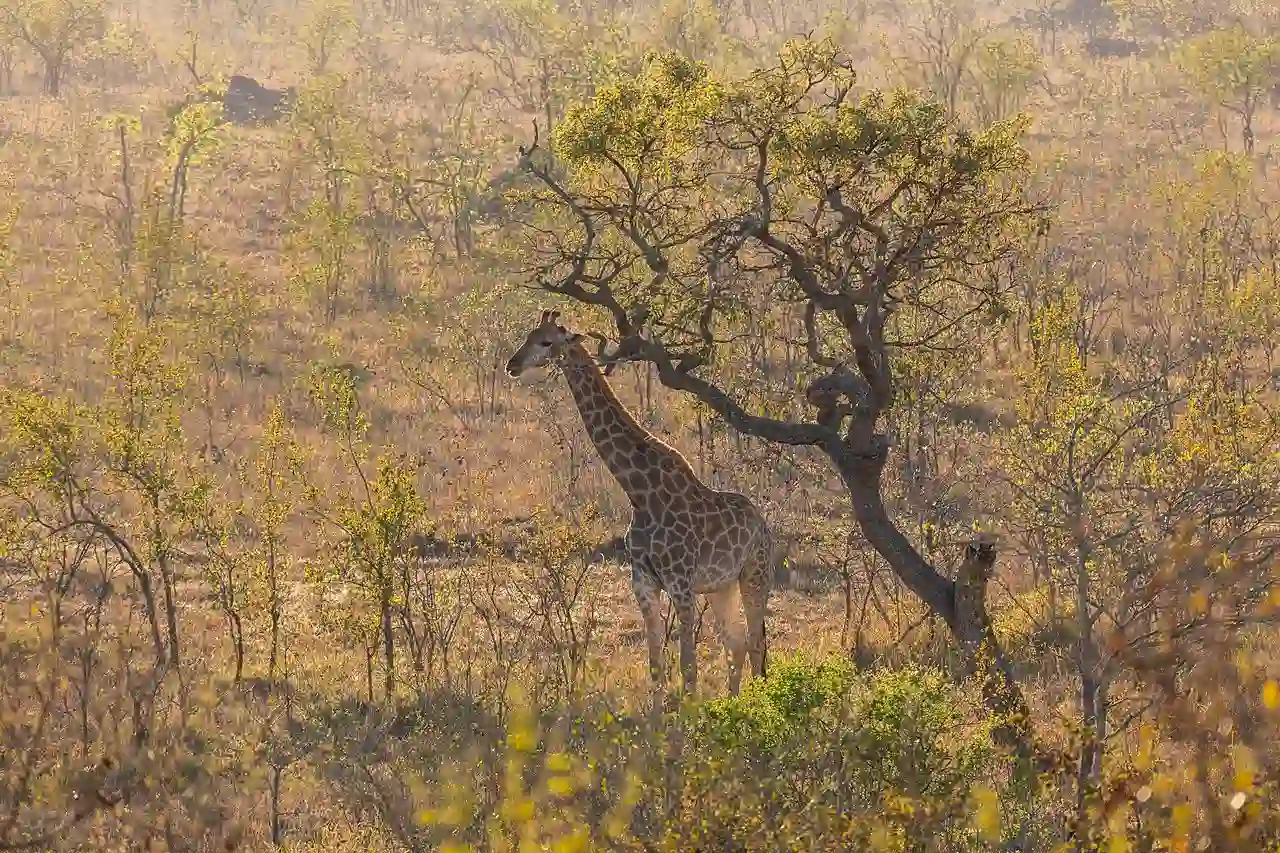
[707,582,747,697]
[673,593,698,699]
[631,563,665,694]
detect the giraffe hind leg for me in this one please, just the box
[740,539,771,682]
[707,581,747,696]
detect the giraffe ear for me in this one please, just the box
[539,309,552,324]
[550,310,561,323]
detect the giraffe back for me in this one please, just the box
[629,487,771,596]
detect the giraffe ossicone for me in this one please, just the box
[506,310,774,698]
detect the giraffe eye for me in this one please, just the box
[539,341,552,347]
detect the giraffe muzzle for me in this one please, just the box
[505,359,520,377]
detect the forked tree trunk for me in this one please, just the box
[833,447,1036,771]
[0,48,13,95]
[38,50,63,96]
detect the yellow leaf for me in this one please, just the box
[547,775,578,797]
[507,725,537,753]
[1262,680,1279,710]
[869,824,896,850]
[1107,834,1131,853]
[1134,724,1156,770]
[1232,745,1257,792]
[971,784,1001,841]
[1235,649,1254,678]
[441,844,473,853]
[500,795,536,824]
[551,827,590,853]
[1171,804,1193,838]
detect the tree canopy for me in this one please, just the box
[519,37,1043,457]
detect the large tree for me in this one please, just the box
[1177,25,1280,156]
[510,38,1049,760]
[0,0,104,96]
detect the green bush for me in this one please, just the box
[694,653,859,751]
[848,666,996,801]
[687,655,1001,851]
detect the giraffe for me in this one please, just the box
[505,310,773,697]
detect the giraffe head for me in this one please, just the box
[505,310,586,377]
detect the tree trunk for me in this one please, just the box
[270,765,284,845]
[267,542,281,683]
[381,588,395,699]
[0,48,12,96]
[40,51,61,96]
[227,604,245,682]
[136,570,167,663]
[1075,539,1101,794]
[833,447,1036,768]
[159,555,181,668]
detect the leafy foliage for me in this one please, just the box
[1177,25,1280,151]
[696,656,995,807]
[695,652,859,749]
[0,0,104,94]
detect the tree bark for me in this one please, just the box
[267,543,281,683]
[834,446,1034,766]
[39,50,61,96]
[159,554,181,668]
[381,588,395,699]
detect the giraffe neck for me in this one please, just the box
[560,343,695,505]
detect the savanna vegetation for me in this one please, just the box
[1,0,1279,849]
